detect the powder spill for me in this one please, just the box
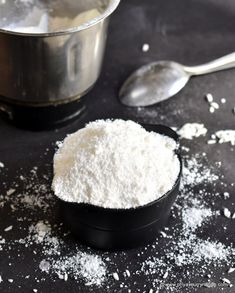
[142,43,150,52]
[181,154,219,187]
[50,252,107,286]
[181,199,213,232]
[53,119,180,209]
[214,130,235,146]
[205,93,220,113]
[4,225,13,232]
[178,123,207,140]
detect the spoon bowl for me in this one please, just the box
[119,61,189,107]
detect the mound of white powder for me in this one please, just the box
[52,119,180,209]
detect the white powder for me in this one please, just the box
[178,123,207,140]
[113,272,119,281]
[33,221,51,243]
[52,119,180,209]
[221,277,231,284]
[181,155,218,187]
[205,93,213,103]
[6,189,15,196]
[51,252,107,286]
[214,130,235,146]
[223,207,231,218]
[209,106,215,113]
[205,93,220,113]
[4,7,48,33]
[4,225,13,232]
[3,4,100,34]
[182,200,212,232]
[39,260,50,273]
[211,102,219,110]
[142,43,150,52]
[193,240,230,262]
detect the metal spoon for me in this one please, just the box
[119,52,235,107]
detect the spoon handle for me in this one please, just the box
[183,52,235,76]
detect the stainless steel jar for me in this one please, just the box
[0,0,120,107]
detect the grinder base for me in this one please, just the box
[0,98,85,130]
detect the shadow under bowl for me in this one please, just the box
[59,123,182,250]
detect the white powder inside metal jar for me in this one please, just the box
[52,119,180,209]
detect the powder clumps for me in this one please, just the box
[52,119,180,209]
[178,123,207,140]
[214,130,235,146]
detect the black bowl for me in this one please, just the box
[60,124,182,250]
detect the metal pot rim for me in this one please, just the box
[0,0,120,37]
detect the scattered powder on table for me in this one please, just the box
[178,123,207,140]
[181,155,218,187]
[18,221,61,256]
[52,119,180,209]
[214,130,235,146]
[181,198,213,232]
[0,236,6,251]
[0,166,54,212]
[50,252,107,286]
[205,93,220,113]
[142,43,150,52]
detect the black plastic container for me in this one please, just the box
[60,124,182,250]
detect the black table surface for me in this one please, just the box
[0,0,235,292]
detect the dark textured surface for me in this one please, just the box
[0,0,235,292]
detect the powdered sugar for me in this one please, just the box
[50,252,107,286]
[3,2,101,34]
[178,123,207,140]
[53,119,180,209]
[182,199,213,232]
[181,155,218,187]
[39,260,50,273]
[214,130,235,146]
